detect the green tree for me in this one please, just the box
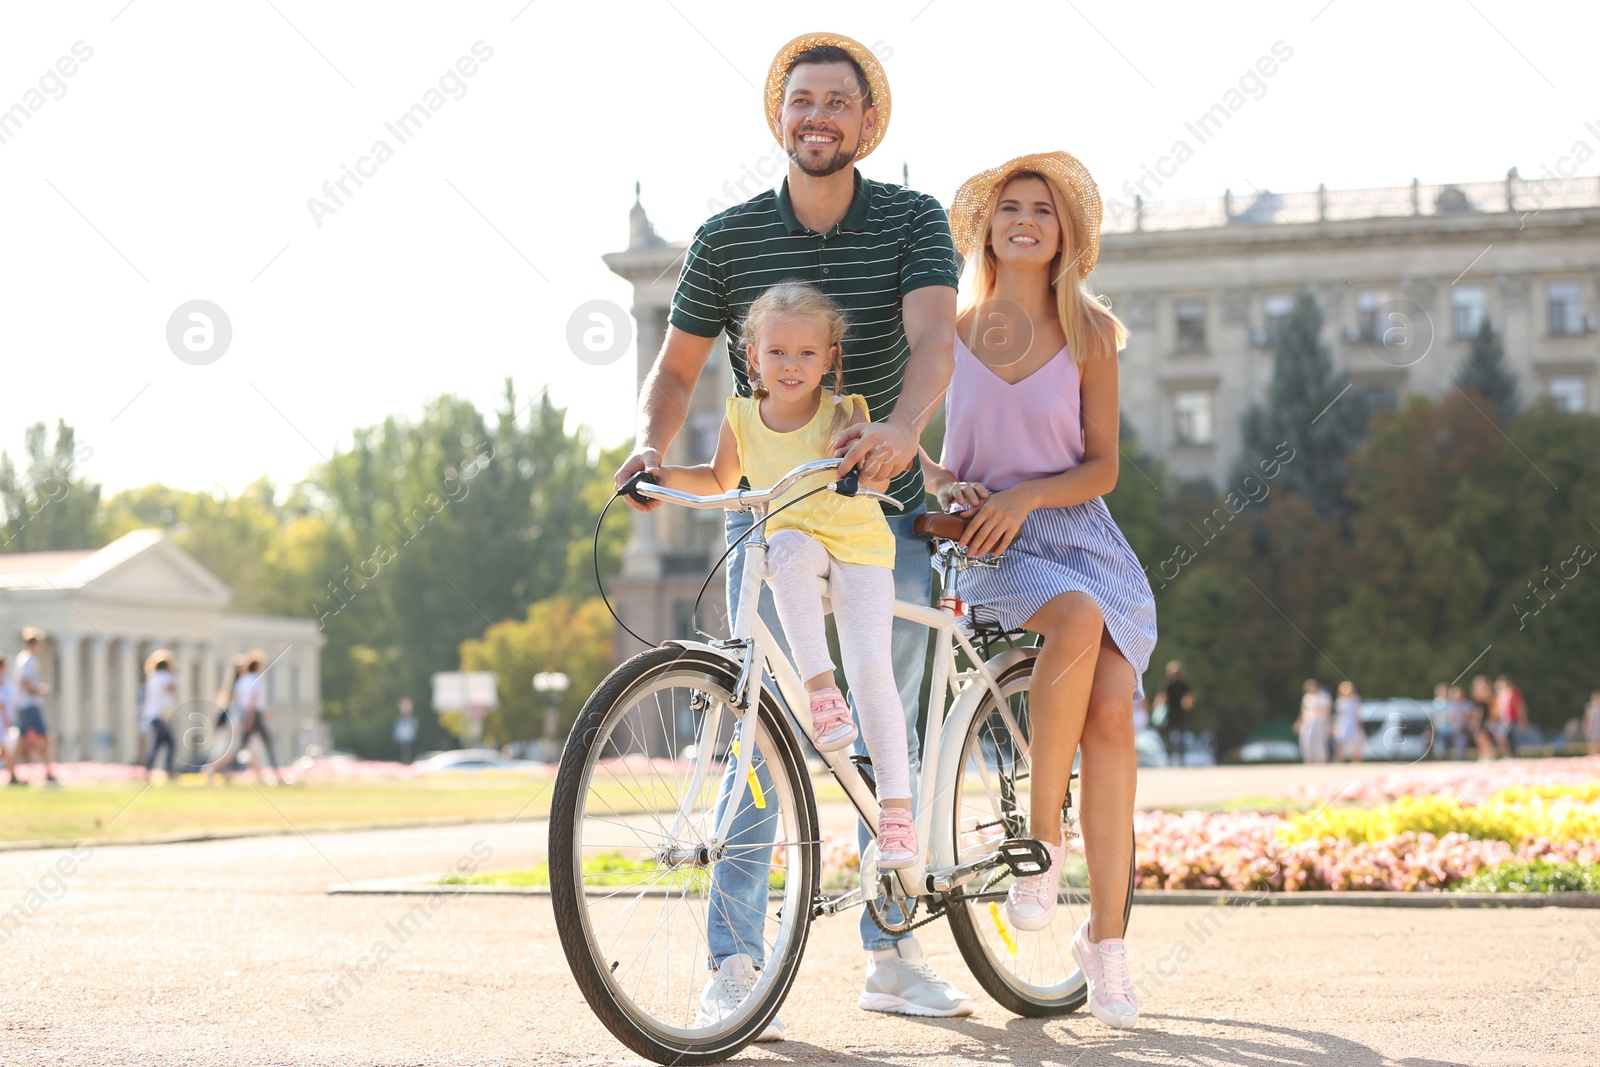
[457,596,615,746]
[1234,290,1367,515]
[1454,319,1519,421]
[0,421,101,552]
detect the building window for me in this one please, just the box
[1452,285,1487,339]
[1548,376,1588,413]
[1172,390,1215,445]
[1175,300,1207,352]
[1356,384,1399,412]
[1547,281,1584,336]
[1263,293,1295,342]
[1356,290,1383,344]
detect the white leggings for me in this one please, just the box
[764,529,910,801]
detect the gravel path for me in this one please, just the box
[2,809,1595,1066]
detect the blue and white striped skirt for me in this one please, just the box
[945,497,1158,700]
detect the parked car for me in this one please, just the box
[414,748,543,773]
[1358,700,1435,761]
[1238,739,1303,764]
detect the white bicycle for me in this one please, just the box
[550,458,1134,1064]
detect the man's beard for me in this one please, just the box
[787,134,858,177]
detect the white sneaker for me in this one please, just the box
[1005,834,1064,932]
[1069,921,1139,1029]
[858,936,975,1017]
[694,954,783,1041]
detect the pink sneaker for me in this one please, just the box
[876,806,919,869]
[1004,833,1064,931]
[809,688,858,753]
[1070,920,1139,1029]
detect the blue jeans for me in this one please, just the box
[706,504,931,966]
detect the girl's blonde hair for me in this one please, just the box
[740,282,852,434]
[959,170,1128,363]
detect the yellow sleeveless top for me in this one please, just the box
[727,393,895,569]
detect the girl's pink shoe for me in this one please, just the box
[809,688,858,753]
[876,806,919,869]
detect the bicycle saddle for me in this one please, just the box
[912,512,971,541]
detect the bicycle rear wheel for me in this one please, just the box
[549,644,819,1064]
[943,650,1136,1017]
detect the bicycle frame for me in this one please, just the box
[658,493,1025,899]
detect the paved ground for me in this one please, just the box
[3,808,1596,1066]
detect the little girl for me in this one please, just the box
[652,281,918,868]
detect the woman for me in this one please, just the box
[1470,675,1498,759]
[209,652,281,785]
[204,655,248,782]
[921,151,1156,1029]
[141,650,178,781]
[1333,680,1363,763]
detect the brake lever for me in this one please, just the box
[832,469,904,510]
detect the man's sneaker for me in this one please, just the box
[1069,920,1139,1029]
[876,806,919,870]
[1005,833,1064,931]
[693,953,783,1041]
[858,936,975,1017]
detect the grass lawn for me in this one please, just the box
[0,776,563,846]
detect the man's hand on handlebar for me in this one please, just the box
[614,447,664,512]
[831,421,917,486]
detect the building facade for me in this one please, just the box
[604,173,1600,694]
[0,529,324,766]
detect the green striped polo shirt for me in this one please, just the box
[669,170,959,511]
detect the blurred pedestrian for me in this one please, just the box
[394,700,418,764]
[1583,691,1600,755]
[1294,678,1332,764]
[1333,681,1363,763]
[1160,661,1194,765]
[13,628,59,786]
[234,651,281,785]
[1447,685,1472,761]
[0,652,16,786]
[1430,683,1453,760]
[1470,676,1498,759]
[1493,676,1523,757]
[141,650,178,781]
[204,655,249,782]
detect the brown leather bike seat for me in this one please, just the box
[913,512,971,541]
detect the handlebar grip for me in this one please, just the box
[834,469,861,497]
[621,470,659,505]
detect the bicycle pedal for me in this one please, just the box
[996,838,1052,877]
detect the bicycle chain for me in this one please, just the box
[865,892,948,936]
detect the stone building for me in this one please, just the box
[0,529,324,766]
[604,173,1600,686]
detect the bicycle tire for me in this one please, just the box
[943,651,1138,1017]
[550,643,819,1064]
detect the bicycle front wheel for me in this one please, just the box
[943,650,1136,1017]
[549,644,819,1065]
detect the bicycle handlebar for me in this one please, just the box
[622,457,905,512]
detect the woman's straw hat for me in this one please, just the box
[244,650,267,670]
[144,648,174,675]
[764,33,891,161]
[949,151,1105,279]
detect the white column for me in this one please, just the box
[89,634,111,761]
[55,632,83,762]
[116,637,140,764]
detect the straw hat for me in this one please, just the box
[948,151,1105,279]
[20,626,45,643]
[764,33,891,161]
[144,648,174,674]
[244,650,267,670]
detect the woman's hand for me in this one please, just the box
[936,478,990,515]
[960,485,1037,558]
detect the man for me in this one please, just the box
[1160,661,1194,765]
[1295,678,1332,764]
[1429,682,1453,760]
[12,628,59,786]
[613,33,966,1037]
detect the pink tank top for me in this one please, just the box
[940,331,1085,492]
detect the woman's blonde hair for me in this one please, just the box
[740,281,852,434]
[959,170,1128,363]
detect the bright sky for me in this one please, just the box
[3,1,1596,496]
